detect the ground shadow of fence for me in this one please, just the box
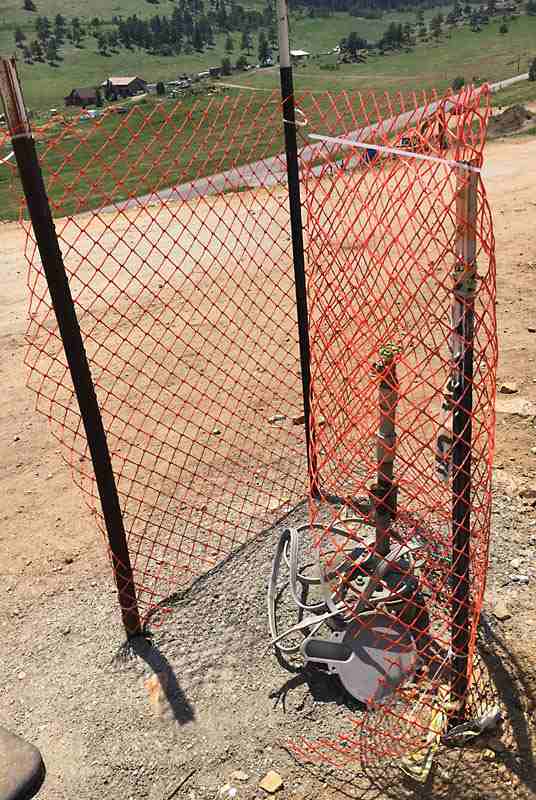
[291,619,535,800]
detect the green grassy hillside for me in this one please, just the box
[236,14,536,95]
[1,0,460,110]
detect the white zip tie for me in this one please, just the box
[308,133,481,173]
[0,150,15,166]
[284,107,308,127]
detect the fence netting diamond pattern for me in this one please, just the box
[14,85,496,765]
[290,85,496,766]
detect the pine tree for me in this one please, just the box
[96,32,108,55]
[402,22,412,45]
[23,0,37,11]
[192,23,204,51]
[46,36,58,63]
[258,30,270,64]
[225,33,234,52]
[14,27,26,47]
[36,15,51,42]
[430,14,443,39]
[221,55,232,75]
[30,38,44,60]
[529,57,536,80]
[241,29,251,53]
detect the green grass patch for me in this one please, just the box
[0,86,417,222]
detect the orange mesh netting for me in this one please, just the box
[20,91,309,619]
[286,84,497,766]
[13,85,496,760]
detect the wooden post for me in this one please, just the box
[450,163,478,724]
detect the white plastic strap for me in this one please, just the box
[284,107,308,128]
[308,133,481,173]
[0,150,14,166]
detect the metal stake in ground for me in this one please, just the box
[450,163,478,724]
[276,0,318,497]
[0,57,142,639]
[371,345,401,558]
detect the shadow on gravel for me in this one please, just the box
[286,624,536,800]
[270,664,366,715]
[128,635,195,726]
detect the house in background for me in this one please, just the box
[290,49,310,64]
[64,87,98,107]
[102,76,148,99]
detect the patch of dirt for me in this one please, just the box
[488,104,534,138]
[1,495,536,800]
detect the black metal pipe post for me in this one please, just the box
[450,164,478,724]
[0,58,141,638]
[276,0,318,497]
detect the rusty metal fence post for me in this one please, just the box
[450,162,479,723]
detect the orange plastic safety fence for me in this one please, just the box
[20,91,309,621]
[287,84,496,766]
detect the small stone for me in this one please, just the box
[493,601,511,621]
[528,326,536,333]
[292,414,305,425]
[218,784,238,799]
[481,748,496,760]
[229,771,248,782]
[531,448,536,455]
[509,574,529,584]
[62,626,71,636]
[13,435,20,442]
[18,671,26,681]
[499,383,518,394]
[496,397,536,417]
[268,497,290,512]
[64,556,74,564]
[145,672,170,716]
[259,772,283,794]
[212,428,221,435]
[510,558,521,569]
[519,487,536,499]
[268,414,286,424]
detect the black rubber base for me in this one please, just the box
[0,727,45,800]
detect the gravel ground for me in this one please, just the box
[2,488,536,800]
